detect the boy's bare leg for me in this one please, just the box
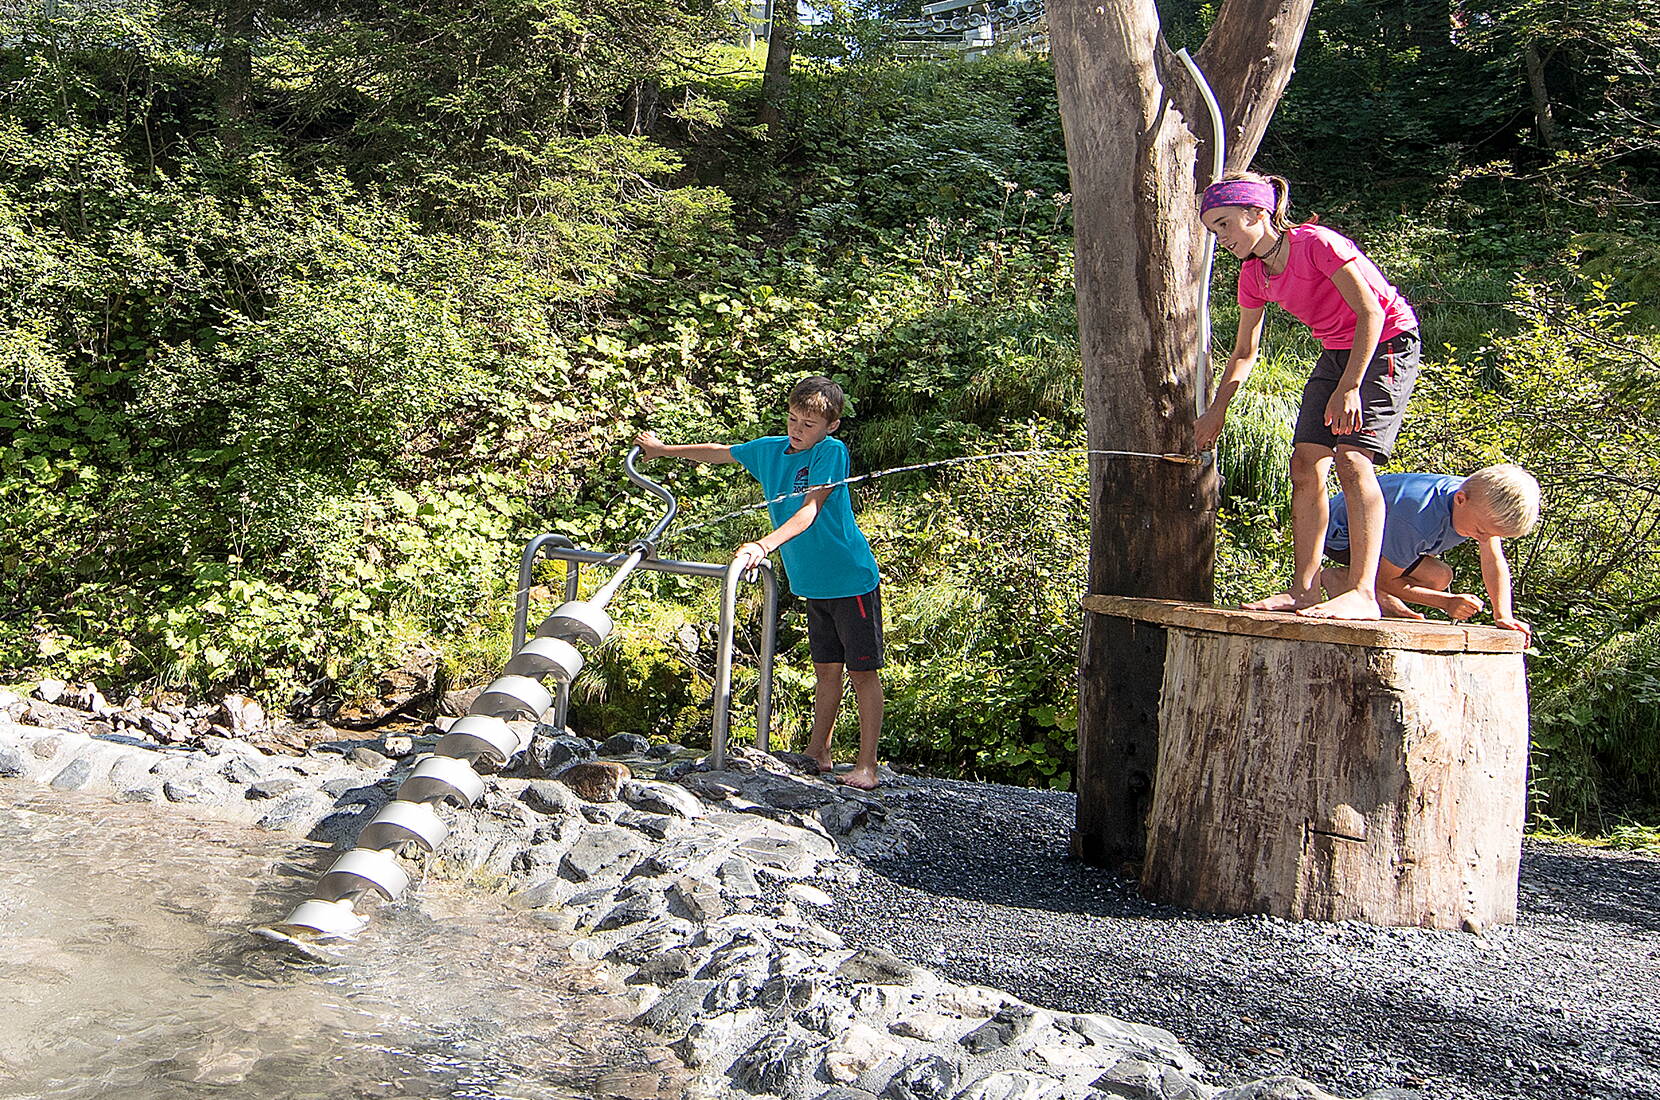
[1327,563,1423,619]
[803,662,842,774]
[1301,447,1384,620]
[1389,558,1484,620]
[1245,444,1333,611]
[842,669,883,790]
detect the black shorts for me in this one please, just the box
[805,587,884,671]
[1293,330,1422,462]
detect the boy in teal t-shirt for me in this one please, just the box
[634,376,884,789]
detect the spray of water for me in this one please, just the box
[659,446,1202,546]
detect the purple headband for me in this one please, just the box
[1200,179,1277,215]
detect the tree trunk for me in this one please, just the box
[216,0,255,153]
[1105,599,1530,930]
[1523,40,1559,150]
[757,0,798,134]
[1049,0,1312,867]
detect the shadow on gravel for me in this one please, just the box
[1519,846,1660,936]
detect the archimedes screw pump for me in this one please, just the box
[262,446,778,942]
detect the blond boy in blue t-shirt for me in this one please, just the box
[634,376,884,789]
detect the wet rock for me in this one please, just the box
[0,747,25,777]
[163,776,222,804]
[961,1005,1045,1054]
[826,1021,904,1083]
[49,756,97,791]
[620,778,705,819]
[600,732,652,756]
[220,755,265,785]
[560,760,631,802]
[957,1072,1067,1100]
[522,779,582,818]
[560,826,648,882]
[33,678,67,704]
[884,1054,959,1100]
[646,742,680,759]
[257,792,324,831]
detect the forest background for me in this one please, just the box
[2,0,1656,839]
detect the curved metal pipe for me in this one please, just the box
[709,559,746,769]
[513,534,576,653]
[623,444,677,554]
[1176,47,1227,422]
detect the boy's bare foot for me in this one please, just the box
[808,752,833,775]
[1243,589,1320,612]
[1297,589,1382,620]
[1378,593,1424,619]
[840,765,879,790]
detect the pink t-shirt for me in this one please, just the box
[1237,224,1418,349]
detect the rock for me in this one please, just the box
[788,883,834,907]
[0,688,22,710]
[717,857,762,899]
[891,1012,957,1041]
[752,775,840,811]
[815,1090,881,1100]
[0,747,24,777]
[838,946,920,985]
[381,735,415,757]
[619,778,705,819]
[349,746,387,768]
[1212,1080,1346,1100]
[600,732,651,757]
[1090,1059,1206,1100]
[884,1054,959,1100]
[245,776,301,801]
[956,1072,1067,1100]
[631,949,694,986]
[560,761,631,802]
[771,750,824,775]
[596,889,667,932]
[522,779,582,818]
[216,694,265,736]
[737,1033,812,1093]
[33,678,67,704]
[617,810,675,840]
[220,755,265,785]
[49,756,97,791]
[646,742,680,760]
[737,833,822,874]
[826,1022,904,1083]
[518,733,594,778]
[332,645,440,727]
[256,792,324,832]
[961,1005,1045,1054]
[818,800,874,836]
[669,876,728,922]
[559,826,648,882]
[510,877,575,910]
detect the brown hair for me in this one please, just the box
[1220,170,1293,231]
[788,375,845,420]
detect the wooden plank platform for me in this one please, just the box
[1080,594,1526,654]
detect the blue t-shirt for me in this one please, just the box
[729,435,880,600]
[1325,472,1466,567]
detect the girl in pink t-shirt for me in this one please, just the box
[1194,171,1423,621]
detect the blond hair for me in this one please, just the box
[1220,170,1293,231]
[788,376,845,421]
[1463,464,1542,536]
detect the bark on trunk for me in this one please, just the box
[216,0,255,152]
[1138,615,1529,929]
[1524,41,1559,150]
[1050,0,1312,867]
[757,0,797,134]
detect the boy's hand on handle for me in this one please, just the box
[1193,406,1225,452]
[1495,616,1532,644]
[734,541,769,573]
[1324,384,1364,435]
[633,430,666,459]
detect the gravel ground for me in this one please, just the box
[813,777,1660,1100]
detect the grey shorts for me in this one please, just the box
[1293,330,1422,462]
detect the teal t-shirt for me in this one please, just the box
[729,435,880,599]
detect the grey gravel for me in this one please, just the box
[812,777,1660,1100]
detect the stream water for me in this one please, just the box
[0,789,679,1100]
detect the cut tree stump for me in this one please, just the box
[1079,596,1530,930]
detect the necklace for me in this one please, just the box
[1255,231,1288,268]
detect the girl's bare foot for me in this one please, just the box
[1243,588,1320,612]
[1297,588,1382,620]
[841,765,879,790]
[1379,593,1425,619]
